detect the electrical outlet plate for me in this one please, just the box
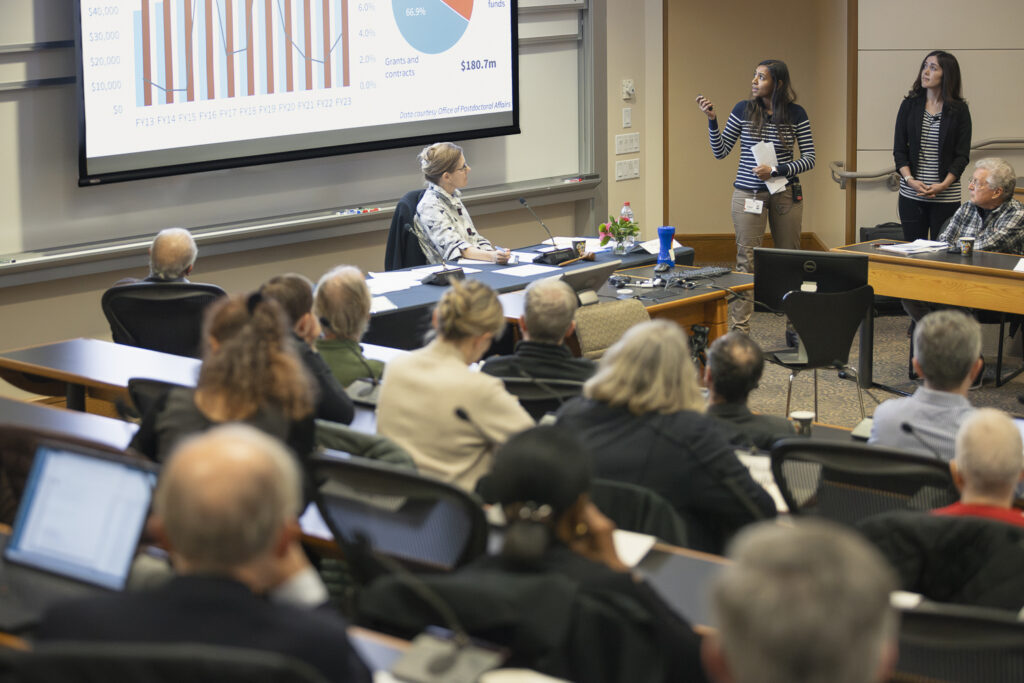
[621,78,635,100]
[615,158,640,181]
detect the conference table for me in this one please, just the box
[0,395,137,450]
[831,240,1024,387]
[365,242,696,349]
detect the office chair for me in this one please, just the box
[890,602,1024,683]
[314,419,416,470]
[573,298,650,360]
[0,424,129,525]
[498,377,585,422]
[770,284,874,421]
[0,642,330,683]
[769,438,958,527]
[859,510,1024,612]
[101,282,226,358]
[383,189,428,270]
[308,451,488,581]
[590,479,688,547]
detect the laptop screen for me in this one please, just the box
[5,444,158,590]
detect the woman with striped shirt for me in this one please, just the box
[697,59,815,334]
[893,50,972,241]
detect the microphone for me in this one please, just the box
[519,197,576,266]
[899,422,948,461]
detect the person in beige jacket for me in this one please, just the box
[376,279,534,491]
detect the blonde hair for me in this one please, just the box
[435,279,504,342]
[418,142,464,184]
[584,319,704,415]
[314,265,371,341]
[199,292,314,420]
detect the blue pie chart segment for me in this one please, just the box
[393,0,471,54]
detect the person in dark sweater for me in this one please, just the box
[704,331,794,450]
[482,277,596,383]
[556,320,775,553]
[260,273,355,425]
[39,424,372,683]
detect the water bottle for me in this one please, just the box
[619,202,634,222]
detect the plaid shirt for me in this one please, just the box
[938,197,1024,254]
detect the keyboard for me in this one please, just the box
[673,265,732,281]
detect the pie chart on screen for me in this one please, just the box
[392,0,473,54]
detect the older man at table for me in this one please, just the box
[37,425,372,682]
[116,227,199,285]
[703,519,898,683]
[869,310,981,461]
[938,158,1024,254]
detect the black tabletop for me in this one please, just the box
[0,396,138,450]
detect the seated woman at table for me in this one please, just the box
[415,142,511,264]
[375,279,534,491]
[313,265,385,387]
[556,320,776,553]
[130,291,316,463]
[357,426,709,683]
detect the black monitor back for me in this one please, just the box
[753,248,868,312]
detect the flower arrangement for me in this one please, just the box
[598,215,640,247]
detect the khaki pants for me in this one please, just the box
[729,187,803,331]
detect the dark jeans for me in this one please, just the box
[898,195,959,241]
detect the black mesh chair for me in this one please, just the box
[383,189,428,270]
[770,284,874,422]
[769,438,958,526]
[590,479,688,547]
[308,451,488,581]
[0,642,330,683]
[101,282,226,358]
[498,377,585,422]
[890,602,1024,683]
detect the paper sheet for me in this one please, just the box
[639,237,682,255]
[751,141,789,195]
[736,451,789,513]
[612,529,658,568]
[496,264,561,278]
[876,239,948,255]
[370,296,397,313]
[1014,258,1024,272]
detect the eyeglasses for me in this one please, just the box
[455,162,469,172]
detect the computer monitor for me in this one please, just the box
[4,442,159,590]
[753,248,869,313]
[558,258,623,306]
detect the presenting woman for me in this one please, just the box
[375,279,533,491]
[415,142,511,264]
[893,50,971,241]
[696,59,815,334]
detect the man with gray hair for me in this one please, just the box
[932,408,1024,527]
[869,309,982,460]
[482,277,596,382]
[114,227,199,285]
[937,157,1024,254]
[37,425,372,682]
[703,519,898,683]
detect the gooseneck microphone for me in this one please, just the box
[518,197,577,266]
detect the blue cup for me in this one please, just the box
[657,226,676,268]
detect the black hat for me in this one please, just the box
[477,426,591,517]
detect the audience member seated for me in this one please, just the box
[313,265,385,386]
[414,142,511,264]
[556,320,775,553]
[481,278,596,383]
[260,273,354,425]
[115,227,199,285]
[358,426,708,683]
[703,331,794,450]
[37,425,372,683]
[703,519,898,683]
[869,310,981,460]
[376,280,534,490]
[130,292,315,463]
[904,158,1024,321]
[933,408,1024,526]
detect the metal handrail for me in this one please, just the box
[829,137,1024,190]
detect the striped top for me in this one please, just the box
[899,110,962,203]
[708,101,815,192]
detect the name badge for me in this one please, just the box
[743,198,764,215]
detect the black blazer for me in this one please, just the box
[893,95,972,182]
[36,575,372,683]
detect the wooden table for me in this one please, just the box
[831,240,1024,386]
[0,396,137,450]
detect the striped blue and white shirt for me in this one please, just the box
[898,110,962,203]
[708,101,815,192]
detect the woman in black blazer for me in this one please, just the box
[893,50,971,241]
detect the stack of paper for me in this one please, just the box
[876,239,948,255]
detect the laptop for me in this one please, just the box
[4,441,159,591]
